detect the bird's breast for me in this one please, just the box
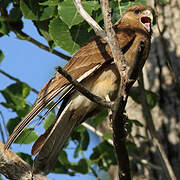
[69,63,120,112]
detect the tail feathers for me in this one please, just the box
[33,101,78,174]
[4,87,68,150]
[31,114,58,156]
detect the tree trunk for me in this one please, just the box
[98,0,180,179]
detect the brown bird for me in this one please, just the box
[5,4,154,173]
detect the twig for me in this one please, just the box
[73,0,107,40]
[14,30,71,61]
[100,1,127,73]
[138,72,176,180]
[55,66,111,108]
[90,167,101,180]
[0,69,38,94]
[0,141,51,180]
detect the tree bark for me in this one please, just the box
[99,0,180,179]
[0,141,50,180]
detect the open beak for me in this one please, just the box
[140,10,153,32]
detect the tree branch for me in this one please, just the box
[73,0,107,40]
[100,1,132,179]
[55,66,111,108]
[0,141,50,180]
[138,73,176,180]
[13,30,71,61]
[0,69,38,94]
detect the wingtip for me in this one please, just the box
[4,141,11,150]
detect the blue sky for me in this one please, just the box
[0,19,106,180]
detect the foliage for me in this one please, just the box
[0,0,159,178]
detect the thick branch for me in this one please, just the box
[0,141,50,180]
[100,1,128,74]
[55,66,111,108]
[138,73,176,180]
[99,1,132,179]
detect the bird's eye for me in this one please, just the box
[134,9,140,14]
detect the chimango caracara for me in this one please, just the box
[5,4,154,173]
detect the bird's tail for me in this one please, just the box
[4,86,70,150]
[32,100,79,174]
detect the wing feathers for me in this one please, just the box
[4,64,102,150]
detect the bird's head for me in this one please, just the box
[119,5,155,34]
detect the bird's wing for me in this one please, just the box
[4,63,102,150]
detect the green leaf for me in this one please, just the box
[146,90,159,109]
[34,20,55,49]
[57,151,89,175]
[71,125,89,158]
[8,7,22,22]
[70,158,89,174]
[6,117,22,135]
[58,150,70,165]
[49,17,80,54]
[8,7,24,31]
[39,0,59,6]
[17,152,33,166]
[126,140,138,153]
[53,161,74,175]
[87,109,108,127]
[20,0,57,21]
[0,0,11,9]
[74,129,89,158]
[135,134,146,139]
[15,128,38,144]
[158,0,167,5]
[58,0,100,28]
[90,141,116,170]
[103,132,113,141]
[130,119,143,127]
[6,117,38,144]
[0,17,9,35]
[55,151,75,175]
[130,88,159,109]
[0,82,31,117]
[125,119,144,134]
[111,0,147,23]
[0,50,5,64]
[16,104,31,118]
[43,111,56,130]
